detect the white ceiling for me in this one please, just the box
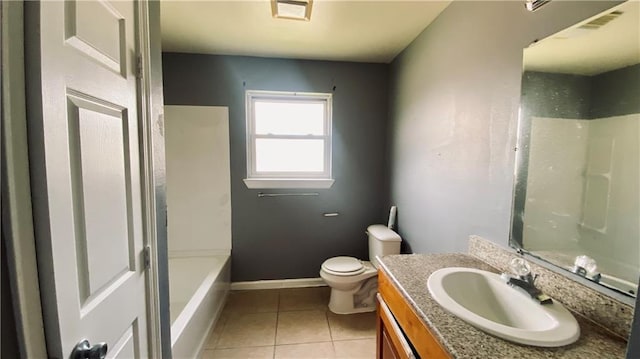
[524,1,640,76]
[160,0,451,63]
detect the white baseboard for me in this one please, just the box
[168,249,231,259]
[231,277,327,290]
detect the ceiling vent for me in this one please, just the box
[554,10,624,39]
[271,0,313,21]
[578,11,623,30]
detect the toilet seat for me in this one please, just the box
[321,256,365,276]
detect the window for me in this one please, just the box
[244,90,334,189]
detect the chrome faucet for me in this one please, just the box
[572,255,601,283]
[503,258,553,305]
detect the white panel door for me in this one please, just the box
[27,1,149,358]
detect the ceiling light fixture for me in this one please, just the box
[271,0,313,21]
[525,0,550,12]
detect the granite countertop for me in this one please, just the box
[378,253,628,359]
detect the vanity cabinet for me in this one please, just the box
[376,269,451,359]
[377,293,414,359]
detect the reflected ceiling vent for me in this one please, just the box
[525,0,550,12]
[271,0,313,21]
[578,11,623,30]
[554,10,624,39]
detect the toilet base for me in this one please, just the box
[327,276,378,314]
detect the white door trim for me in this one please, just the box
[135,1,163,357]
[1,1,48,357]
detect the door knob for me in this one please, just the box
[71,339,108,359]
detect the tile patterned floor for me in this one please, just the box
[201,287,377,359]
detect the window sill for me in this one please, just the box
[243,178,335,189]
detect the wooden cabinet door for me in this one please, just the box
[378,269,452,359]
[377,294,416,359]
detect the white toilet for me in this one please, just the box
[319,224,402,314]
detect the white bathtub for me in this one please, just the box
[169,255,230,359]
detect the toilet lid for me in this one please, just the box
[322,256,364,276]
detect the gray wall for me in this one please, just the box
[162,54,390,281]
[591,64,640,118]
[388,0,620,255]
[522,71,591,119]
[388,0,640,353]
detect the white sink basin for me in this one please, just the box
[427,267,580,347]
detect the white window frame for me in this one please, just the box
[243,90,335,189]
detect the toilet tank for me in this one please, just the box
[367,224,401,269]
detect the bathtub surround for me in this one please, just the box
[522,114,639,282]
[164,105,233,358]
[162,54,390,282]
[165,105,232,256]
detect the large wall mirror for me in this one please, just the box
[511,1,639,298]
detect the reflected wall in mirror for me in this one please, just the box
[511,1,640,298]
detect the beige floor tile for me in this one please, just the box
[279,287,330,312]
[276,310,332,345]
[204,315,228,349]
[216,312,277,349]
[327,311,376,340]
[201,346,274,359]
[333,339,376,358]
[224,289,280,313]
[274,342,335,359]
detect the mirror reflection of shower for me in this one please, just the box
[511,1,640,297]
